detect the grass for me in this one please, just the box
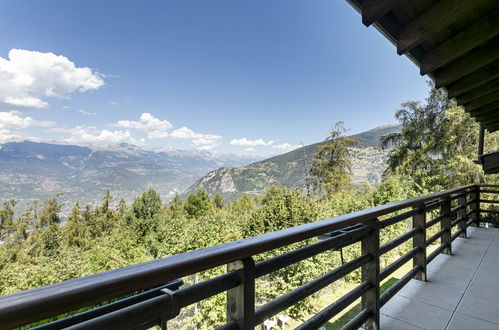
[323,261,413,329]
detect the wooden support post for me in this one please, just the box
[441,197,452,255]
[227,257,255,329]
[361,219,380,330]
[471,186,481,227]
[458,194,467,238]
[412,205,427,281]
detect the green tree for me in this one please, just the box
[168,193,184,213]
[310,121,358,195]
[65,202,84,247]
[213,194,224,209]
[0,199,16,240]
[125,189,163,240]
[39,197,61,228]
[381,84,499,190]
[183,189,214,217]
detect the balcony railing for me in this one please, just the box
[0,184,498,329]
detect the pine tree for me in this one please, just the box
[213,194,224,209]
[0,199,16,240]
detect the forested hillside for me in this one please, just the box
[184,125,401,200]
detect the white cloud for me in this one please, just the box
[272,143,301,151]
[78,109,96,116]
[63,125,131,144]
[0,111,55,129]
[196,144,218,151]
[0,49,104,109]
[0,111,55,143]
[0,128,21,143]
[116,112,172,139]
[230,137,274,147]
[4,96,48,108]
[245,147,255,152]
[171,126,221,149]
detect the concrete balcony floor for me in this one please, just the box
[381,227,499,330]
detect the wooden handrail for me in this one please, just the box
[0,183,495,328]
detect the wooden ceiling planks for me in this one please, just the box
[347,0,499,132]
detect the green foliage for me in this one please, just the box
[381,83,499,191]
[310,121,358,195]
[0,199,16,239]
[183,189,214,217]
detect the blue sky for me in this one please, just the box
[0,0,429,155]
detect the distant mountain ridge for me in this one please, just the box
[184,124,401,200]
[0,141,262,215]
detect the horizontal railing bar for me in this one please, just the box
[295,282,372,330]
[451,204,466,213]
[380,247,420,281]
[481,209,499,214]
[465,199,475,206]
[451,227,466,242]
[380,266,421,307]
[380,208,420,228]
[426,228,448,247]
[254,225,371,278]
[426,214,446,228]
[0,184,485,328]
[427,243,449,264]
[424,199,444,212]
[478,184,499,188]
[254,254,372,325]
[58,294,171,330]
[480,199,499,204]
[175,272,240,309]
[466,218,474,227]
[449,192,467,200]
[466,209,476,216]
[33,279,183,330]
[380,227,420,255]
[480,190,499,194]
[341,308,373,330]
[451,216,465,227]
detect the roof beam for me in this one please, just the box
[361,0,400,26]
[455,78,499,105]
[446,61,499,98]
[434,39,499,88]
[473,108,499,121]
[420,10,499,75]
[468,100,499,115]
[464,91,499,111]
[482,120,499,132]
[464,90,499,111]
[396,0,493,55]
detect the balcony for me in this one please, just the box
[0,184,498,329]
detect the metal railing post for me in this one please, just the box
[458,194,467,238]
[412,204,426,281]
[361,219,380,330]
[227,257,255,329]
[441,197,452,255]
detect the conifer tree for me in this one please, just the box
[310,121,357,195]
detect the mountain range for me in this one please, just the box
[0,124,400,215]
[0,141,261,215]
[184,124,401,200]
